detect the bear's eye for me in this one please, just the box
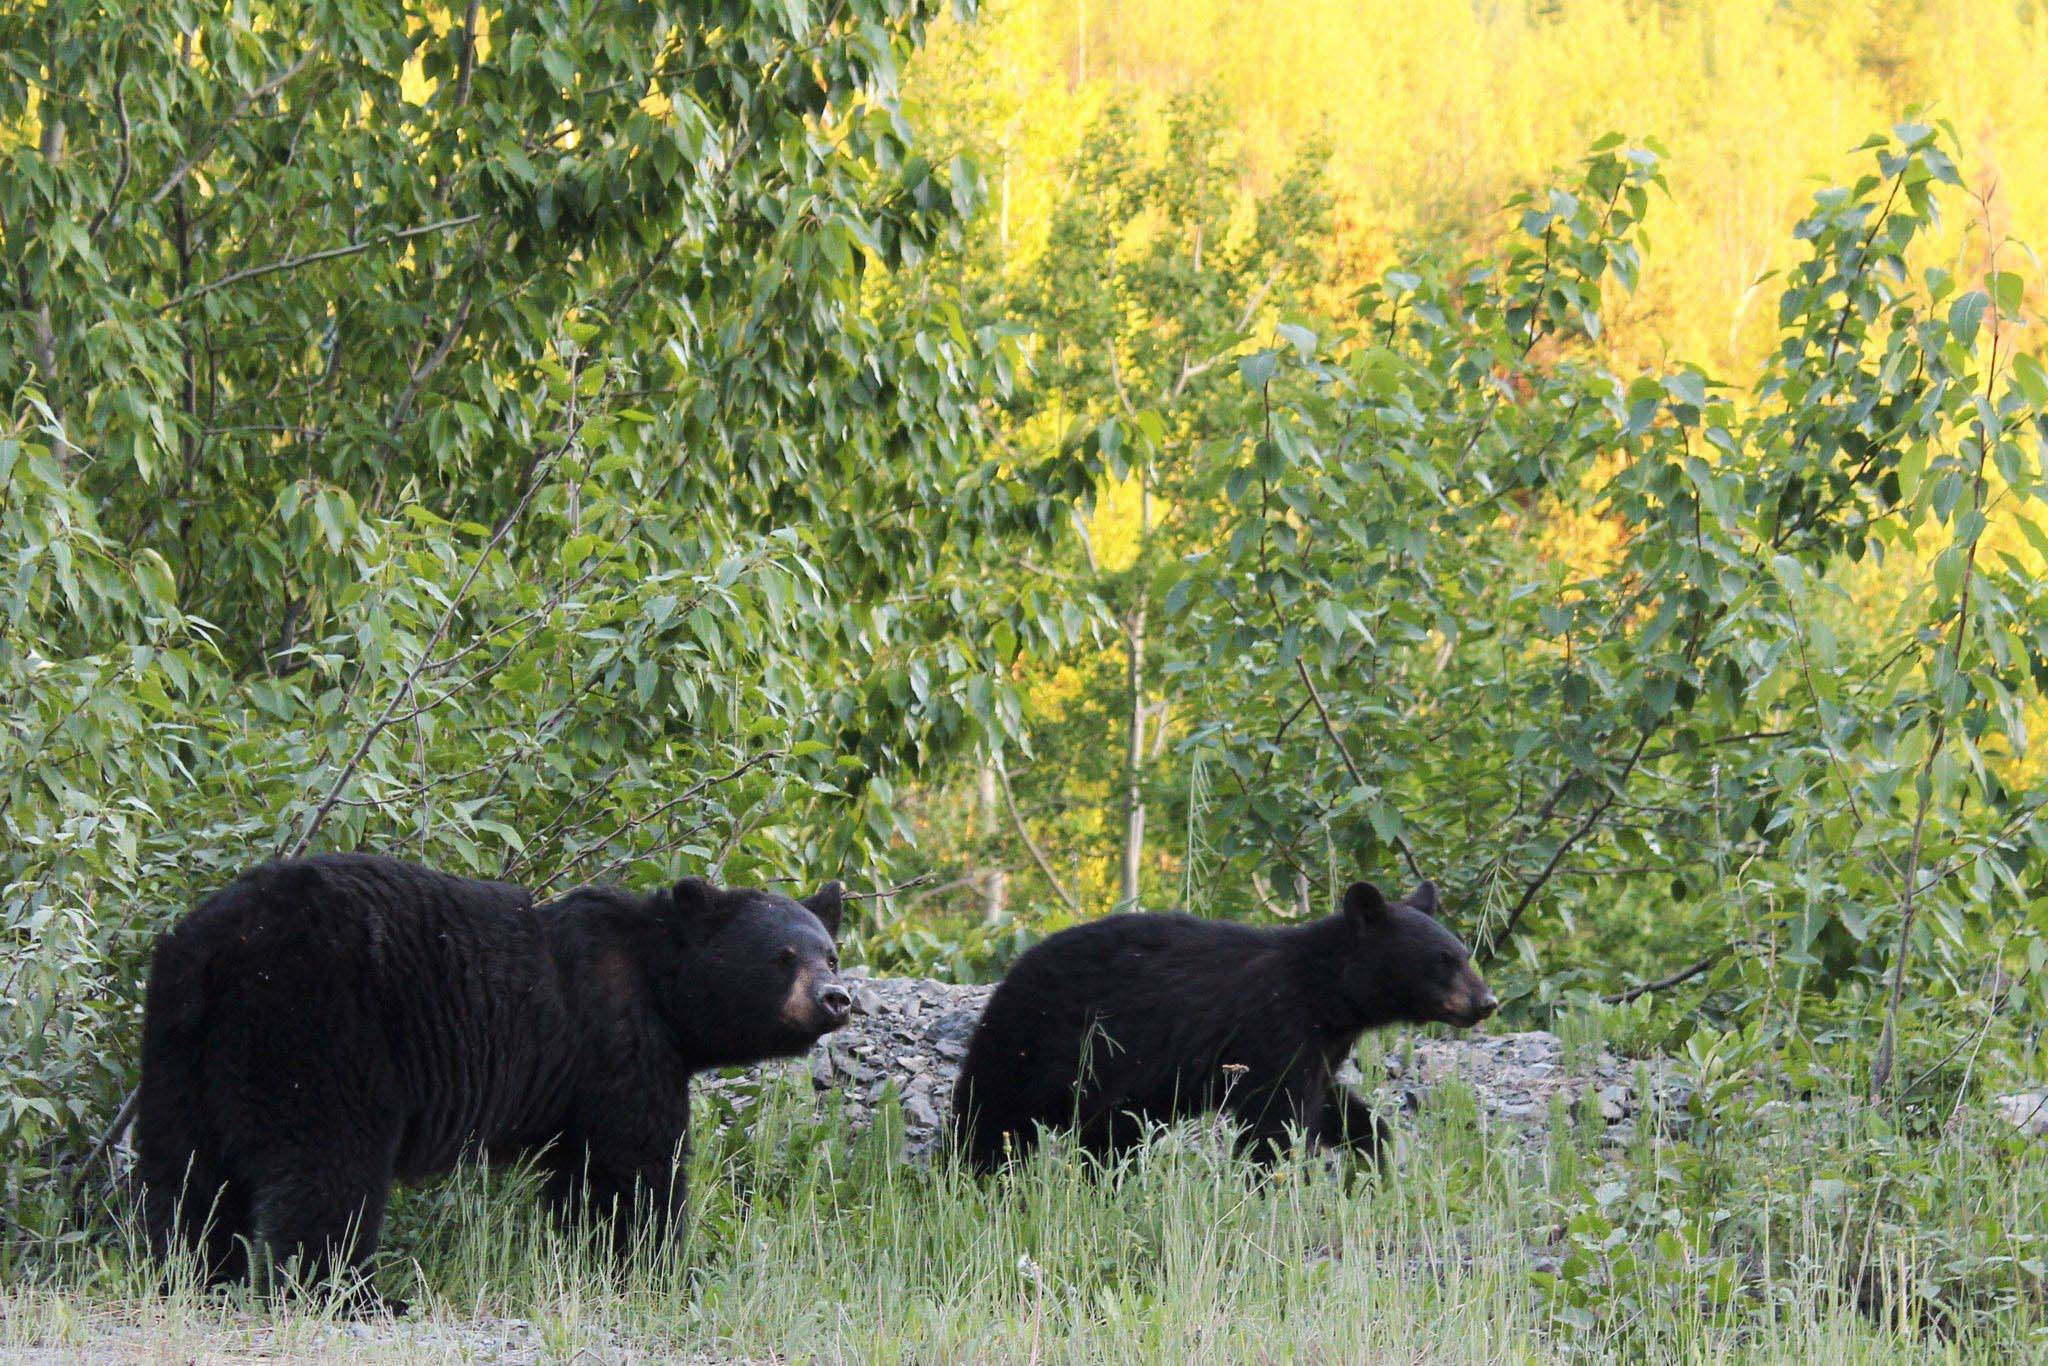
[777,946,798,968]
[827,952,839,970]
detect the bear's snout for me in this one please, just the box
[1447,978,1498,1027]
[815,982,852,1027]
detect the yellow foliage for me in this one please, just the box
[915,0,2048,380]
[1021,660,1089,718]
[1537,452,1634,585]
[1085,473,1146,572]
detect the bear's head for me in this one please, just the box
[1338,879,1498,1029]
[657,876,851,1065]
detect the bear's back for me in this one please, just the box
[161,853,579,1174]
[1006,912,1284,992]
[976,912,1303,1067]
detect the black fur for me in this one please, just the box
[136,853,848,1307]
[950,880,1495,1173]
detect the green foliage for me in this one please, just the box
[7,0,2048,1312]
[1052,121,2048,1082]
[2,0,1088,1220]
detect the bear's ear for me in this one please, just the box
[670,876,721,920]
[1342,881,1390,929]
[1406,879,1440,915]
[803,880,845,938]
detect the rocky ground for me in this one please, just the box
[696,971,1691,1161]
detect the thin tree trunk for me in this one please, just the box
[978,762,1008,924]
[1118,598,1147,913]
[26,108,72,467]
[1871,288,2002,1100]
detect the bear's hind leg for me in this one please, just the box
[141,1144,250,1289]
[245,1133,405,1316]
[138,1069,250,1289]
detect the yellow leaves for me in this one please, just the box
[400,4,493,107]
[912,0,2048,381]
[1526,451,1632,585]
[1022,661,1087,717]
[401,57,434,106]
[1086,472,1145,573]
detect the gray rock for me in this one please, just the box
[1995,1091,2048,1136]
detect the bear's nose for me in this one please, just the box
[816,983,851,1022]
[1474,991,1499,1018]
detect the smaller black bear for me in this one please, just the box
[137,854,848,1311]
[951,879,1495,1173]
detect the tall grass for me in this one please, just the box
[6,1065,2042,1361]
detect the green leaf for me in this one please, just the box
[1238,350,1279,390]
[2010,353,2048,410]
[1949,290,1989,348]
[1989,270,2025,315]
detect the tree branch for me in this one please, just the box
[386,294,473,435]
[1482,728,1655,963]
[282,353,591,859]
[84,74,131,241]
[994,755,1082,913]
[845,872,938,903]
[1292,656,1425,883]
[1601,941,1749,1005]
[161,214,484,313]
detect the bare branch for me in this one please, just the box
[1601,941,1752,1005]
[386,295,473,435]
[162,214,484,313]
[845,872,938,903]
[69,1086,140,1196]
[547,749,789,891]
[1292,656,1425,883]
[1482,728,1655,964]
[84,75,131,241]
[1872,186,2007,1101]
[994,754,1082,913]
[452,0,482,110]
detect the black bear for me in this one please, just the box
[136,853,848,1309]
[951,879,1495,1173]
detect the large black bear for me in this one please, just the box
[951,879,1495,1173]
[136,853,848,1308]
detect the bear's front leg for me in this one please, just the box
[546,1141,687,1261]
[1312,1084,1389,1159]
[1228,1073,1324,1167]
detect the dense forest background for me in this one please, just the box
[6,0,2048,1267]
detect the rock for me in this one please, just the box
[1995,1092,2048,1136]
[1598,1084,1630,1121]
[904,1091,941,1129]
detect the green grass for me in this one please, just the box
[6,1066,2044,1362]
